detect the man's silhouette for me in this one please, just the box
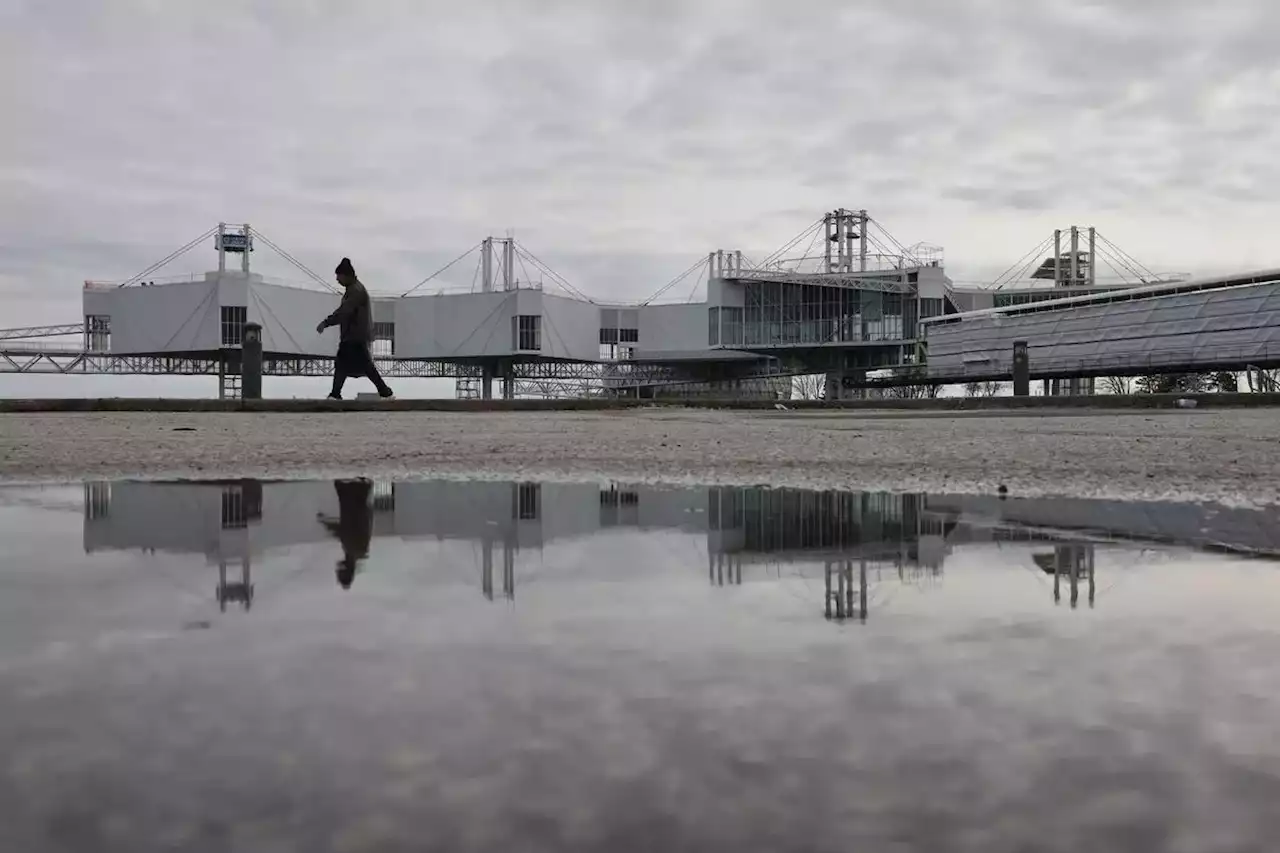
[317,479,374,589]
[316,256,393,401]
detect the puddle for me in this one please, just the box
[3,479,1280,851]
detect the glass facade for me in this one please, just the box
[704,283,916,347]
[707,487,933,553]
[992,289,1096,309]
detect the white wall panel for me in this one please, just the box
[637,303,708,354]
[82,279,220,354]
[541,293,601,361]
[394,291,518,359]
[250,282,346,355]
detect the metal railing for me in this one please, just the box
[755,253,920,275]
[0,341,95,354]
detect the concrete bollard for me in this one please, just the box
[242,322,263,400]
[1012,340,1030,397]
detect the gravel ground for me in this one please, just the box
[2,407,1279,505]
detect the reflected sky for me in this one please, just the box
[2,480,1280,851]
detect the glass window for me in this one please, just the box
[85,315,111,352]
[513,314,541,350]
[221,306,247,346]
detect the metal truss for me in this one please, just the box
[512,379,604,399]
[1,351,225,375]
[0,345,789,389]
[0,323,86,341]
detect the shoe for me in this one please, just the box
[326,393,342,401]
[378,387,395,399]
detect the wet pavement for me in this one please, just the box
[3,478,1280,852]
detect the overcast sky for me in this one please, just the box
[3,0,1279,394]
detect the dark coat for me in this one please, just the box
[322,279,374,344]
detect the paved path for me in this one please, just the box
[2,408,1278,505]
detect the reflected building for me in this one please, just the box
[79,479,1280,616]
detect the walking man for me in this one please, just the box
[316,256,394,400]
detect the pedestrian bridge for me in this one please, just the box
[918,269,1280,385]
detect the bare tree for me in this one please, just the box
[1246,367,1279,393]
[1136,372,1238,394]
[1136,373,1210,394]
[793,374,825,400]
[964,380,1002,397]
[1102,376,1134,395]
[885,383,941,399]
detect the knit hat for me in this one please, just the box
[335,257,356,277]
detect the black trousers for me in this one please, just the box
[331,341,390,396]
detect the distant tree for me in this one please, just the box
[793,374,825,400]
[1209,371,1238,393]
[964,380,1002,397]
[1102,376,1134,395]
[1246,368,1279,393]
[886,383,941,399]
[1133,373,1241,394]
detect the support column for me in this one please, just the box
[500,360,515,400]
[1087,227,1096,287]
[241,322,263,400]
[481,362,495,400]
[824,212,834,272]
[481,537,494,599]
[1012,340,1030,397]
[1053,229,1062,286]
[502,238,514,290]
[502,542,515,600]
[481,238,493,292]
[1069,226,1079,286]
[824,372,841,401]
[858,209,869,272]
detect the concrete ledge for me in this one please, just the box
[2,393,1280,414]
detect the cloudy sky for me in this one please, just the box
[3,0,1279,394]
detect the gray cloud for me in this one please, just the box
[4,0,1280,339]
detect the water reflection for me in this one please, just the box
[1036,544,1096,609]
[76,479,1280,618]
[7,481,1280,850]
[317,479,375,590]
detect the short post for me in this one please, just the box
[1012,340,1030,397]
[242,322,263,400]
